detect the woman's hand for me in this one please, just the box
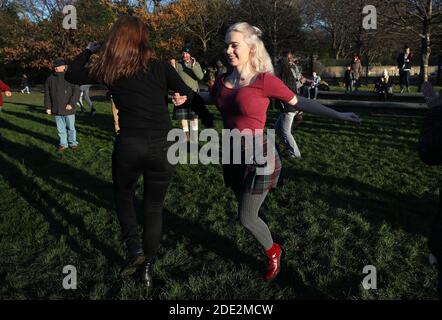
[338,112,361,125]
[172,93,187,106]
[5,91,11,97]
[86,41,101,53]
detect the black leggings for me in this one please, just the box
[112,130,175,262]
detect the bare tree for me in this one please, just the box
[228,0,304,61]
[380,0,442,85]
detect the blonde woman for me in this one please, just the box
[375,69,393,101]
[174,22,361,281]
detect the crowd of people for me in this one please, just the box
[0,15,439,299]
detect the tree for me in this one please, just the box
[379,0,442,86]
[228,0,304,61]
[168,0,230,58]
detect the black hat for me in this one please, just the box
[181,46,191,54]
[53,58,67,67]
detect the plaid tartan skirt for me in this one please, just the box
[222,135,282,195]
[173,107,198,120]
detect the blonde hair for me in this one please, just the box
[226,22,274,74]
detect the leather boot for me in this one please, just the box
[263,243,282,281]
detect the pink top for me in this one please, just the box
[210,72,296,133]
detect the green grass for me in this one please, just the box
[0,92,441,300]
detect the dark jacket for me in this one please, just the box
[276,59,298,113]
[397,52,413,71]
[44,72,80,116]
[344,70,355,85]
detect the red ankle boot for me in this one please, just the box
[264,243,282,281]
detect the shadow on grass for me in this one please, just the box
[0,139,122,266]
[4,102,43,113]
[4,107,115,132]
[3,109,115,142]
[0,117,58,146]
[282,166,438,237]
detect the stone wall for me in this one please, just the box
[320,66,439,78]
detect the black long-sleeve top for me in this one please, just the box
[65,49,213,131]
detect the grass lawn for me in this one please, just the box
[0,92,441,300]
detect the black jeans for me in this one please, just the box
[112,129,175,262]
[399,70,410,90]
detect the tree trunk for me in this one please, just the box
[419,0,432,90]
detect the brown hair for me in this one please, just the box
[90,16,152,86]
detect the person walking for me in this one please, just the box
[20,74,31,94]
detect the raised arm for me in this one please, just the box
[65,42,101,85]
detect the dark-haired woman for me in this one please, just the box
[66,16,213,287]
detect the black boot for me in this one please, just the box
[120,246,145,278]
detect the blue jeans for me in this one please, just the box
[275,111,301,158]
[55,115,78,148]
[307,87,318,99]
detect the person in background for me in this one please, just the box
[174,46,204,143]
[0,79,12,112]
[0,80,12,146]
[20,74,31,94]
[397,46,413,93]
[307,72,321,100]
[44,58,80,152]
[78,84,96,115]
[351,55,363,91]
[205,62,218,89]
[274,50,303,159]
[216,60,228,77]
[344,65,355,93]
[374,69,393,101]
